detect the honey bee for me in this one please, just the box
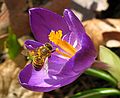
[22,43,54,71]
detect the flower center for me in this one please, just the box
[48,30,77,58]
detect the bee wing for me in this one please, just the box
[21,50,29,56]
[43,57,48,73]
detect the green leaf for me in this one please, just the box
[85,68,117,86]
[99,46,120,88]
[71,88,120,98]
[5,27,20,59]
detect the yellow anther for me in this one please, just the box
[49,30,62,45]
[57,30,62,38]
[48,30,77,57]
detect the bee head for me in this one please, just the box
[45,43,53,50]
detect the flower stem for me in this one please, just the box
[71,88,120,98]
[85,68,117,86]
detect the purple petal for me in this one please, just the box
[29,8,70,43]
[19,64,80,92]
[60,33,97,75]
[73,33,97,72]
[59,9,97,75]
[62,32,70,42]
[48,54,67,75]
[63,9,86,50]
[63,9,85,39]
[62,32,81,50]
[25,40,43,50]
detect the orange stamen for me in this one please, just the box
[49,30,77,57]
[56,48,72,58]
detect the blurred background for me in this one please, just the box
[0,0,120,98]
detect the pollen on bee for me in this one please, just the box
[29,50,35,56]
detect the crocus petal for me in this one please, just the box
[62,32,81,50]
[59,9,97,74]
[63,9,85,39]
[63,9,86,50]
[29,8,70,43]
[19,64,80,92]
[48,54,67,75]
[25,40,43,50]
[57,36,96,77]
[72,33,97,72]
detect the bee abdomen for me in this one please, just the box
[32,56,45,71]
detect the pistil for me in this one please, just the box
[49,30,77,57]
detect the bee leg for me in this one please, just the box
[52,50,55,53]
[34,67,41,71]
[48,56,51,58]
[32,64,42,71]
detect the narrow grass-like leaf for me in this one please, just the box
[71,88,120,98]
[5,27,20,59]
[85,68,117,86]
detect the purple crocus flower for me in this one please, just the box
[19,8,97,92]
